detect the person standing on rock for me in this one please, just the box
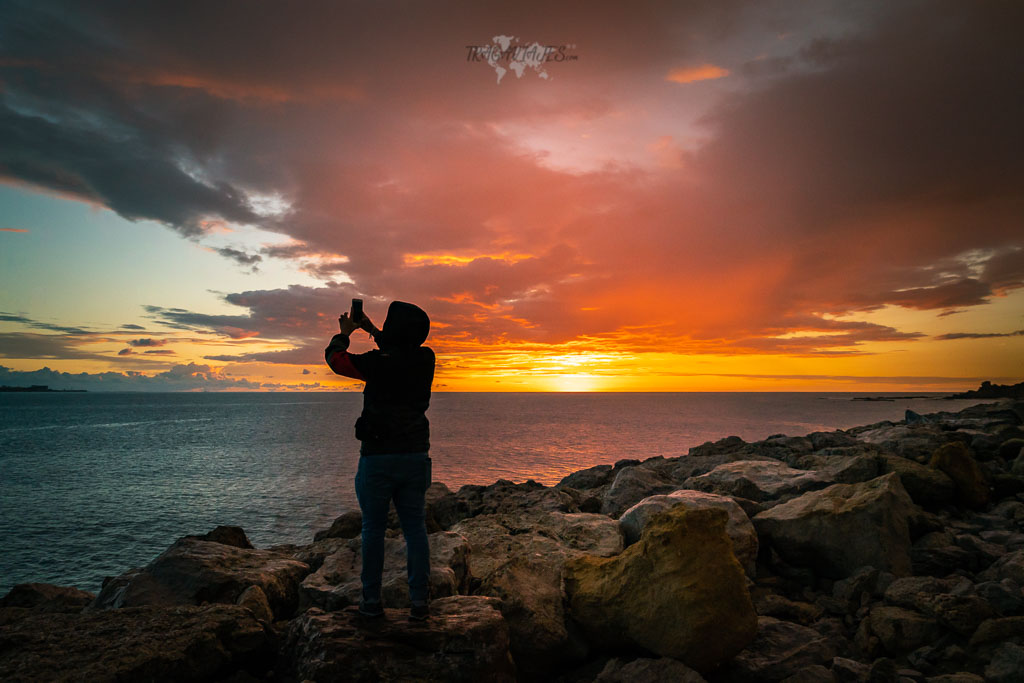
[325,300,435,620]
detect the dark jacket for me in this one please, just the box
[325,301,435,455]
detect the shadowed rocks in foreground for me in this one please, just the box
[3,397,1024,682]
[280,596,516,682]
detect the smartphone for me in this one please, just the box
[350,298,363,321]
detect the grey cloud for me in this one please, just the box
[0,363,264,391]
[935,329,1024,341]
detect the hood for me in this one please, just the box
[377,301,430,349]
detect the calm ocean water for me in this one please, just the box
[0,391,986,594]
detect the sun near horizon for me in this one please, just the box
[1,1,1022,394]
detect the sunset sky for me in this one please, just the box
[1,0,1021,392]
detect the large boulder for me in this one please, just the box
[0,604,274,682]
[0,583,94,613]
[619,490,758,576]
[564,506,757,673]
[91,534,311,620]
[279,597,516,683]
[929,442,991,509]
[685,461,832,503]
[600,466,675,518]
[300,531,470,611]
[753,473,917,578]
[452,511,623,673]
[878,454,956,508]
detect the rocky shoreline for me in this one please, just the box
[4,400,1024,682]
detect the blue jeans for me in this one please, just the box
[354,452,431,604]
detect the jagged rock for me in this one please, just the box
[557,464,614,490]
[929,442,990,509]
[0,583,94,613]
[687,435,748,458]
[594,656,706,682]
[833,567,887,607]
[235,584,273,623]
[279,597,516,683]
[618,489,758,575]
[884,576,958,612]
[976,579,1024,615]
[753,473,916,578]
[721,617,838,682]
[868,606,942,654]
[831,656,870,682]
[600,466,675,518]
[313,510,362,541]
[985,642,1024,683]
[184,525,254,549]
[670,450,781,485]
[565,506,757,673]
[300,531,469,611]
[878,454,956,508]
[885,576,997,635]
[91,534,310,620]
[290,536,350,573]
[851,423,953,461]
[818,453,883,484]
[979,549,1024,584]
[809,431,863,450]
[0,604,273,682]
[685,460,832,503]
[432,479,579,529]
[452,511,622,672]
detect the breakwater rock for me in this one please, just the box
[3,399,1024,681]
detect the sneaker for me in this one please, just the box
[409,601,430,621]
[358,601,384,618]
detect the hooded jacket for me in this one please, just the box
[325,301,435,455]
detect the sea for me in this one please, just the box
[0,391,988,594]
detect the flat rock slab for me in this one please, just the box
[280,596,516,682]
[0,604,273,682]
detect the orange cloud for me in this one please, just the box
[666,63,730,84]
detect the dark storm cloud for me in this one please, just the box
[2,0,1022,358]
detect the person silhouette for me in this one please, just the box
[325,300,435,620]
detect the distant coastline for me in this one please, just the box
[850,380,1024,402]
[0,385,86,393]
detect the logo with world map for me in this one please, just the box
[466,35,578,83]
